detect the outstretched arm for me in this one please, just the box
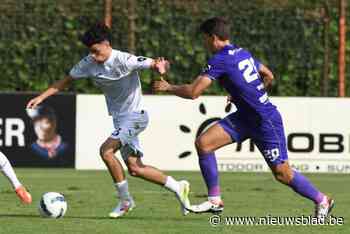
[153,75,212,99]
[150,57,170,75]
[259,64,274,89]
[124,54,169,75]
[26,76,73,109]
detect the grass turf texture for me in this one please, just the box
[0,169,349,234]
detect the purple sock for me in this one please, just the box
[198,152,220,197]
[289,170,324,204]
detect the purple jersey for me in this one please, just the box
[203,44,288,165]
[202,44,276,123]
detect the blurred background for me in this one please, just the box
[0,0,348,96]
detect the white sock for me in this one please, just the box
[115,180,131,200]
[208,196,222,203]
[0,151,22,190]
[164,176,180,194]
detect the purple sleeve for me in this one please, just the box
[201,57,225,80]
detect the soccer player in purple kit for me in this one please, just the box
[153,17,334,219]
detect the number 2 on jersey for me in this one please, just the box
[238,58,269,104]
[238,58,259,83]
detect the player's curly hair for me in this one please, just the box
[199,17,230,40]
[80,22,112,47]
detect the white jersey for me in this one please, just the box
[69,49,153,118]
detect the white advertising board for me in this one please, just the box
[76,95,350,173]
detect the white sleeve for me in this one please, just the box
[119,52,153,72]
[69,56,92,79]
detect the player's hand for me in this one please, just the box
[26,96,44,109]
[153,77,171,92]
[154,57,170,75]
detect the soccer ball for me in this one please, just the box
[38,192,67,218]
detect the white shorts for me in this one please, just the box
[110,110,149,161]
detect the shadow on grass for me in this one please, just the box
[0,213,203,221]
[0,213,110,220]
[0,214,42,218]
[66,215,203,221]
[0,213,207,222]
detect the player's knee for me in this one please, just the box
[195,137,212,154]
[273,171,293,185]
[99,146,114,161]
[274,173,287,184]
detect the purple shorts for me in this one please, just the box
[218,111,288,166]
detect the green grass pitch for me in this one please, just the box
[0,169,349,234]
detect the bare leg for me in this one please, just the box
[99,137,125,183]
[269,160,294,185]
[126,156,167,185]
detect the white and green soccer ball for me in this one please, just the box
[39,192,67,218]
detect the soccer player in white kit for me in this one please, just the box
[0,151,32,204]
[26,23,190,218]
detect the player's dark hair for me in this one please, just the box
[199,17,230,40]
[80,22,112,47]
